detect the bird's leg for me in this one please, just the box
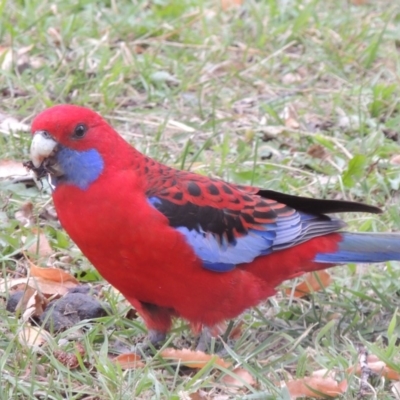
[127,299,176,354]
[148,329,167,346]
[196,327,213,352]
[135,328,167,358]
[196,321,235,353]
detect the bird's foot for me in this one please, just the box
[148,329,167,347]
[196,327,211,352]
[135,329,167,357]
[196,327,227,353]
[196,322,236,354]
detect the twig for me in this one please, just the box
[357,346,374,399]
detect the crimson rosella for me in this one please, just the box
[28,104,400,344]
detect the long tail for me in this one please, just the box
[314,233,400,264]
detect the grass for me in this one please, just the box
[1,0,400,398]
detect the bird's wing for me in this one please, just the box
[144,168,369,272]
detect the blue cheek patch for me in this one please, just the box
[56,147,104,190]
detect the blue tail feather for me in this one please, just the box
[315,233,400,264]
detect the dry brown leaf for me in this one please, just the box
[0,160,28,178]
[286,271,332,298]
[22,289,47,321]
[0,276,77,296]
[348,354,400,380]
[30,263,78,284]
[28,276,77,295]
[113,353,145,369]
[13,286,36,314]
[222,367,256,387]
[18,325,50,349]
[189,391,209,400]
[285,376,348,399]
[0,277,31,292]
[134,44,147,54]
[27,229,53,259]
[307,144,329,160]
[160,348,231,369]
[221,0,243,10]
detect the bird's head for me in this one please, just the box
[29,104,124,190]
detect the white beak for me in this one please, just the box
[30,131,58,168]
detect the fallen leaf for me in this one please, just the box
[27,230,53,259]
[160,348,231,369]
[286,271,332,298]
[348,354,400,380]
[0,160,29,178]
[188,391,209,400]
[21,289,47,321]
[18,325,50,349]
[0,276,77,296]
[221,0,243,10]
[285,376,348,399]
[14,286,36,313]
[222,367,256,387]
[307,144,329,160]
[134,44,147,54]
[30,263,78,284]
[113,353,144,369]
[29,277,77,296]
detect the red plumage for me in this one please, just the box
[28,105,399,341]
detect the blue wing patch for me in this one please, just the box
[174,226,275,272]
[147,196,344,273]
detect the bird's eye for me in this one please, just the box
[73,124,87,139]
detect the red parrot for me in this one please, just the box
[28,104,400,344]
